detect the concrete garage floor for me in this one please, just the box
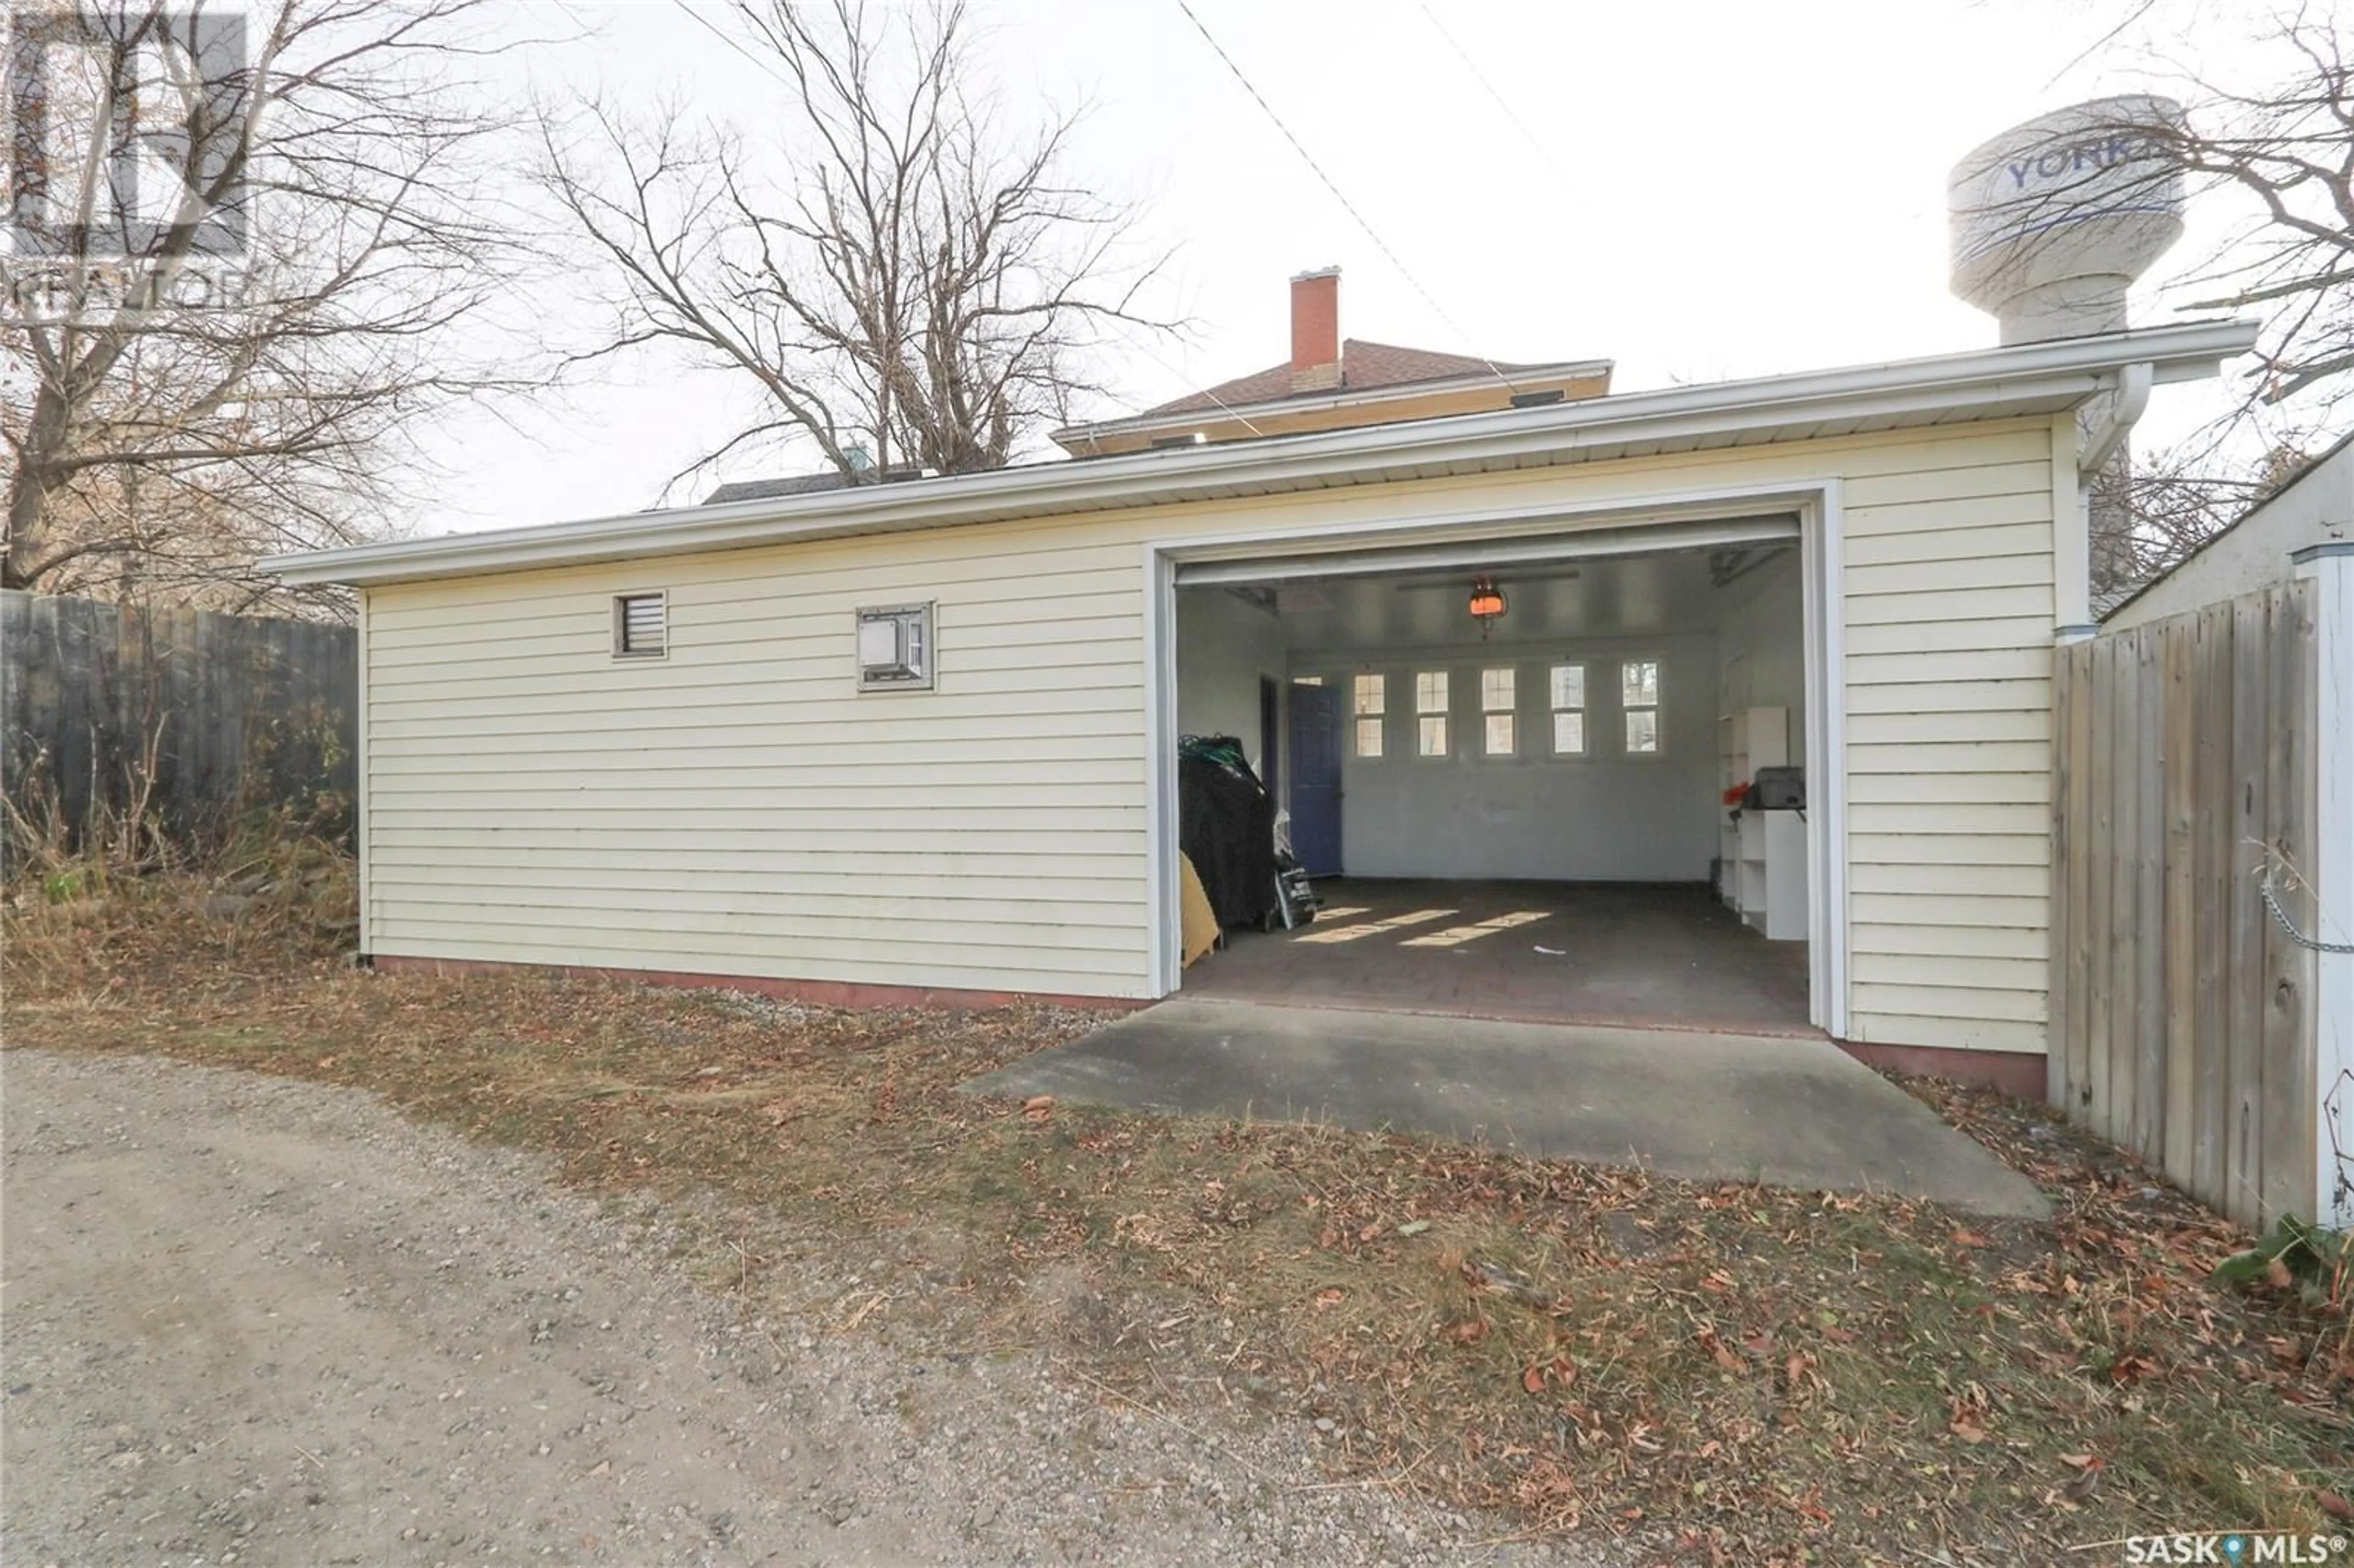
[967,1000,2049,1218]
[1182,878,1815,1035]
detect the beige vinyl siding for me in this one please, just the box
[365,525,1153,996]
[1840,428,2055,1054]
[364,419,2059,1041]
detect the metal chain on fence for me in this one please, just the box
[2257,861,2354,955]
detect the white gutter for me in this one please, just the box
[1049,357,1617,452]
[265,319,2258,587]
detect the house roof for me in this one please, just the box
[1143,339,1557,417]
[701,472,855,504]
[702,466,929,505]
[265,319,2260,588]
[1054,349,1615,454]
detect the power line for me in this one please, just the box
[1130,343,1270,437]
[666,0,798,92]
[1410,1,1575,194]
[1054,332,1275,455]
[2041,0,2160,91]
[1170,0,1520,393]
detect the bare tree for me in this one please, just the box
[1,0,522,611]
[2088,438,2313,596]
[2114,15,2348,591]
[538,0,1167,495]
[2152,13,2353,419]
[1976,12,2352,595]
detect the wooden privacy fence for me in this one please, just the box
[2050,578,2318,1231]
[1,590,357,856]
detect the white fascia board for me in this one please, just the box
[1048,358,1618,450]
[264,319,2259,587]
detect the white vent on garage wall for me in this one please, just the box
[856,602,934,691]
[614,591,667,658]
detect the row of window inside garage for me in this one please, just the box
[1309,658,1666,762]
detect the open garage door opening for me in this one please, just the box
[1165,525,1819,1037]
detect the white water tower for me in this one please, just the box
[1949,96,2187,343]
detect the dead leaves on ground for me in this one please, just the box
[9,880,2352,1564]
[1946,1385,1994,1446]
[1520,1355,1576,1396]
[1696,1328,1745,1374]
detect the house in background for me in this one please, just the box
[1049,267,1613,457]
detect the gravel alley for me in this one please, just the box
[1,1050,1592,1567]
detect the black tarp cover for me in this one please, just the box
[1176,735,1277,934]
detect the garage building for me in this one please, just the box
[265,310,2257,1092]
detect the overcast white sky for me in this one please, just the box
[414,0,2295,538]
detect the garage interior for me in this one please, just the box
[1170,525,1817,1035]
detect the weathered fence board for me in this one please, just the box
[2261,585,2315,1225]
[2189,603,2226,1206]
[2133,630,2166,1164]
[2051,641,2082,1114]
[2226,593,2270,1218]
[2086,637,2117,1140]
[2162,625,2195,1181]
[1,590,356,857]
[2052,579,2319,1229]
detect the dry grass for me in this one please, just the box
[4,862,2348,1565]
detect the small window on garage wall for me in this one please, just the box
[1549,663,1586,755]
[1415,670,1449,757]
[1621,659,1661,754]
[613,591,667,658]
[1352,673,1385,757]
[1480,667,1515,756]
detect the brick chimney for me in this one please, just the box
[1289,267,1342,392]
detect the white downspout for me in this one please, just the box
[2052,412,2093,639]
[2079,360,2155,481]
[2057,361,2155,641]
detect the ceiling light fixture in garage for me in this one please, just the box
[1468,576,1507,636]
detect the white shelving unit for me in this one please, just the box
[1737,808,1808,940]
[1716,705,1806,940]
[1716,706,1786,911]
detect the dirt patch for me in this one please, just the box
[4,870,2348,1564]
[1,1050,1579,1567]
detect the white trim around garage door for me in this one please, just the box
[1141,478,1852,1037]
[1143,546,1181,998]
[1802,482,1851,1039]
